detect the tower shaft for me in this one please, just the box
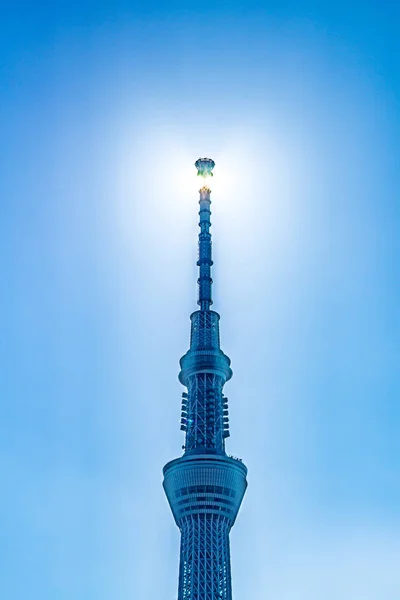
[178,514,232,600]
[163,159,247,600]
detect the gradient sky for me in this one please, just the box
[1,1,399,599]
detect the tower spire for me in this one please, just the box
[195,157,215,311]
[163,158,247,600]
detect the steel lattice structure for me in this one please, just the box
[163,158,247,600]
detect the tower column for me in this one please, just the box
[163,159,247,600]
[178,515,232,600]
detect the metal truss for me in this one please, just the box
[190,310,220,350]
[184,373,225,453]
[178,514,232,600]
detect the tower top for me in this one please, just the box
[195,161,214,311]
[195,157,215,178]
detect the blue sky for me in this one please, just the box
[1,1,399,598]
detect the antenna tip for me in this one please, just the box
[195,158,215,177]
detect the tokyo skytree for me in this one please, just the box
[163,158,248,600]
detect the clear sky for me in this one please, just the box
[1,1,399,599]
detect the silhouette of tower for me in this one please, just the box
[163,158,248,600]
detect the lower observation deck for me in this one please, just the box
[163,453,247,526]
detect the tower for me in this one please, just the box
[163,158,248,600]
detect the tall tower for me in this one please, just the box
[163,158,248,600]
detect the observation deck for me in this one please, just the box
[164,453,247,526]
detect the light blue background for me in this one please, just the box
[1,1,399,598]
